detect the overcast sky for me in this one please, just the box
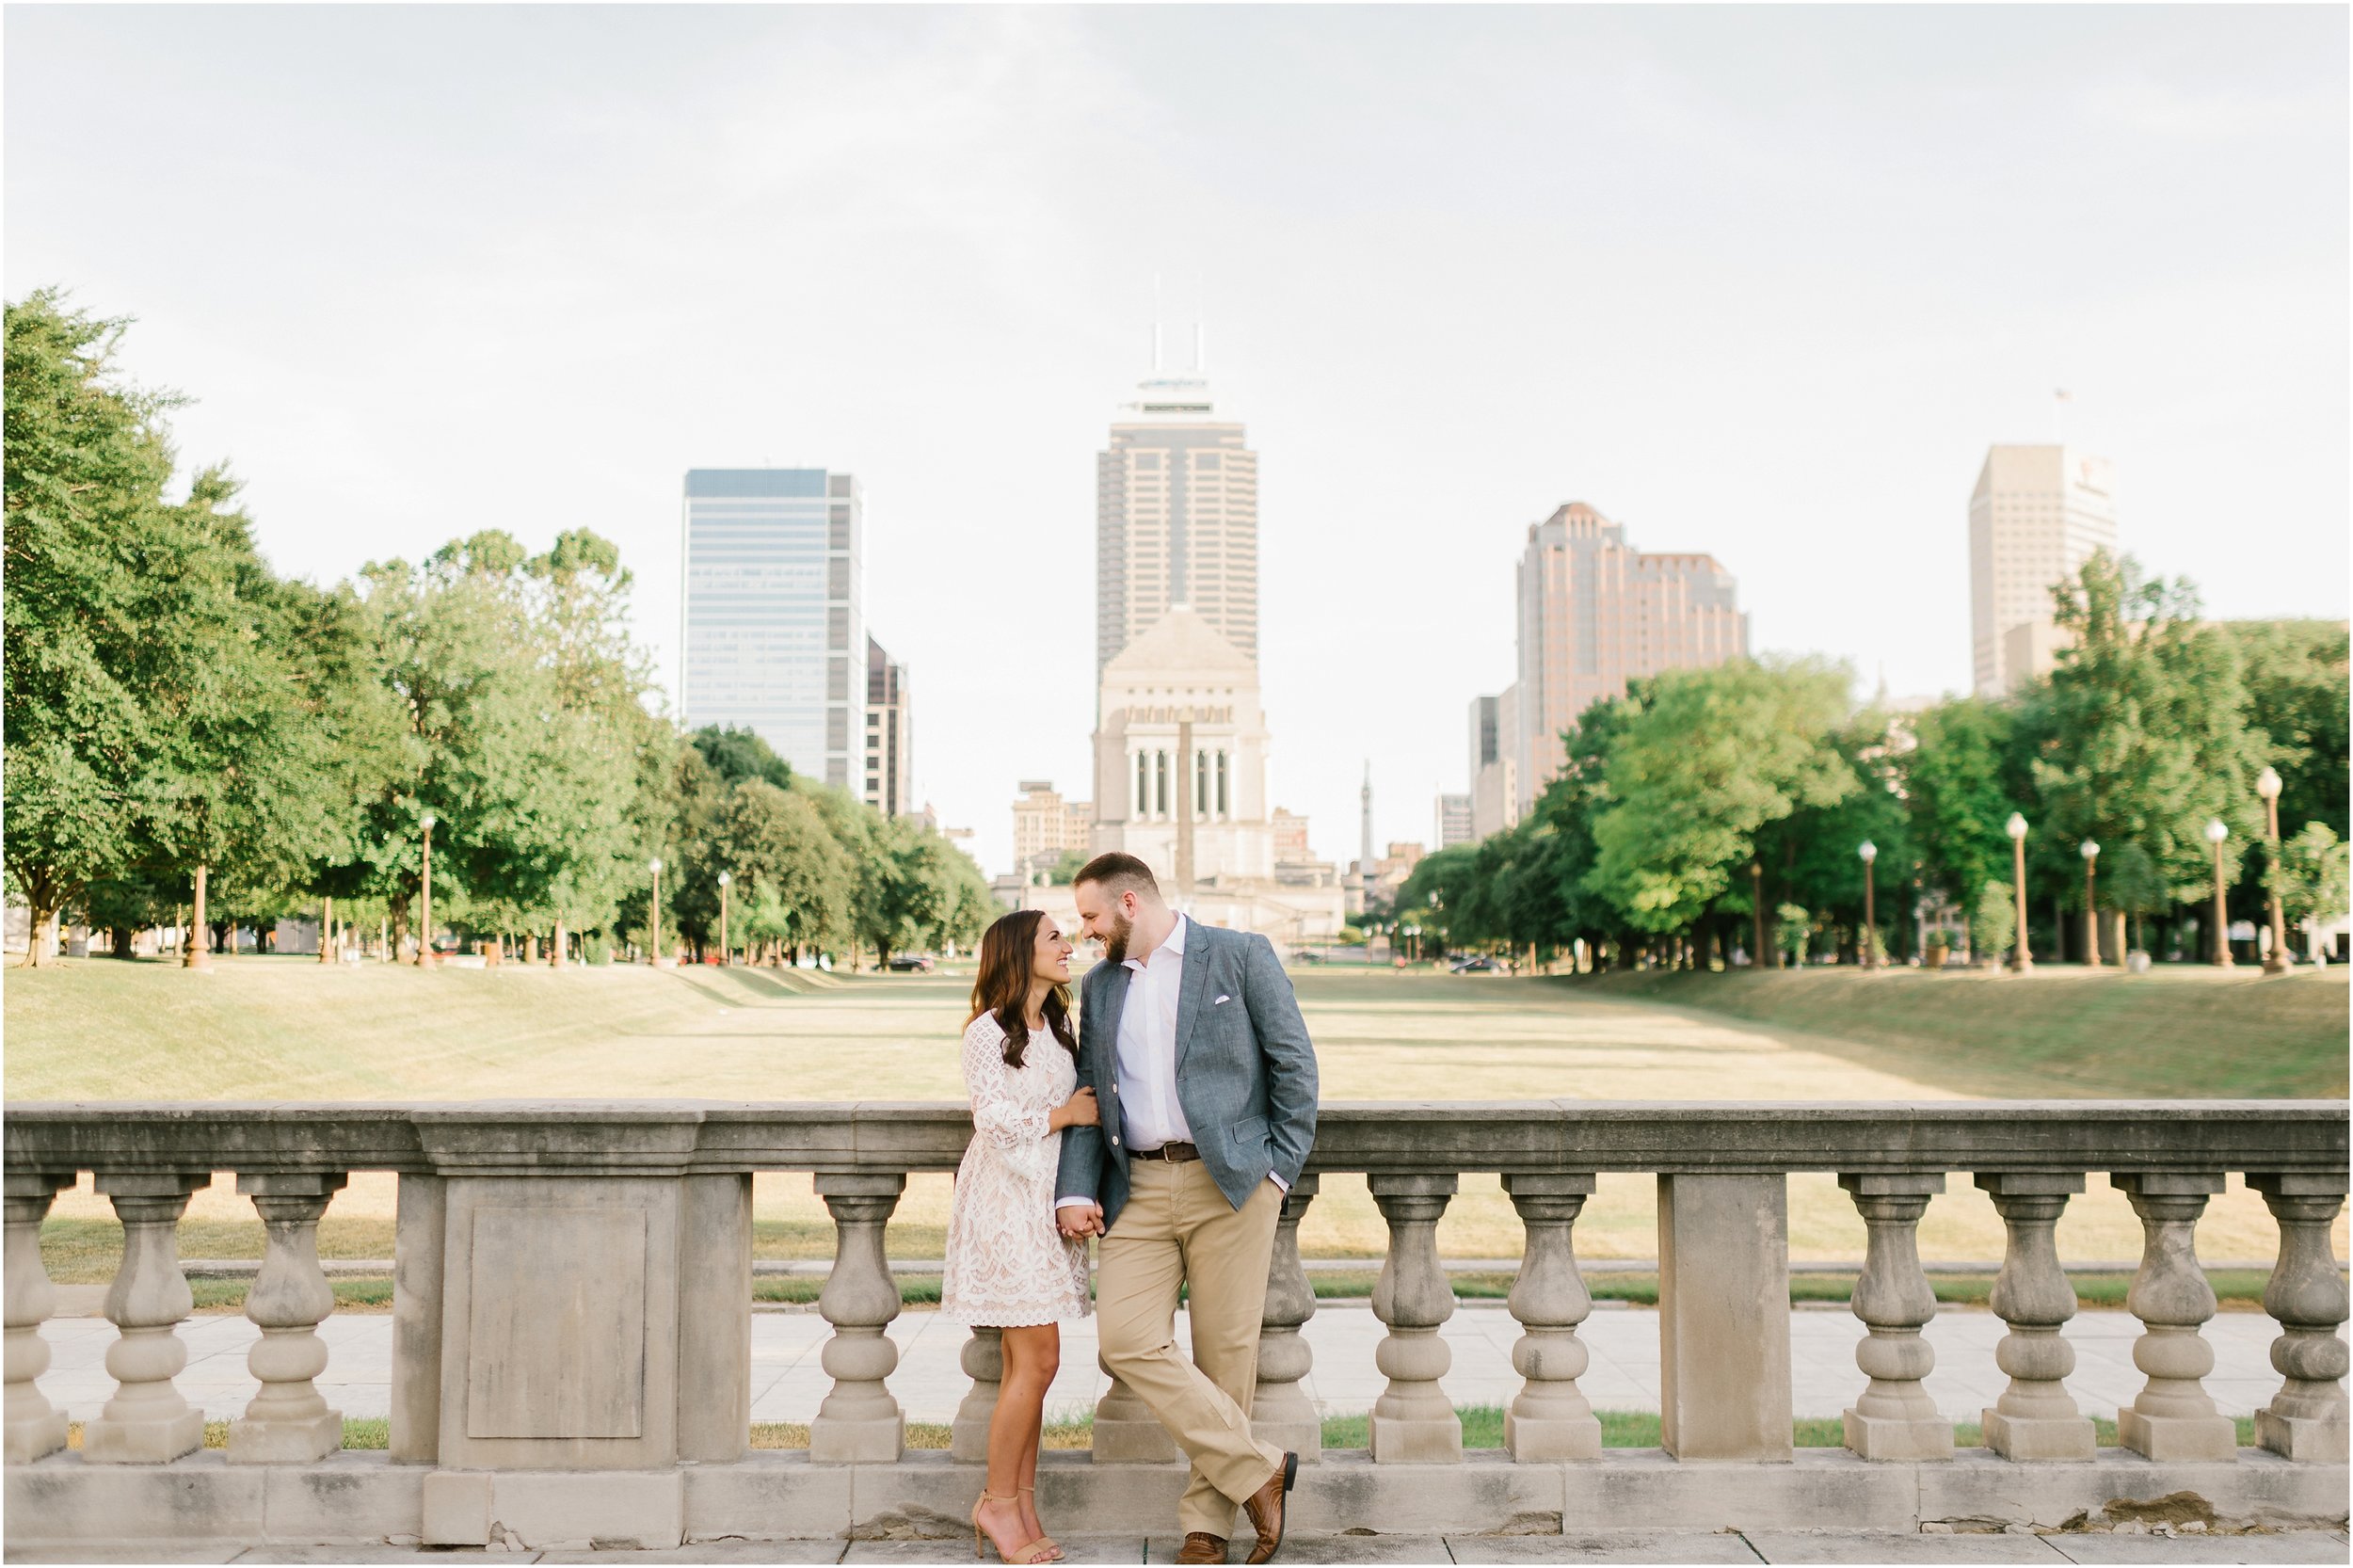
[8,6,2345,877]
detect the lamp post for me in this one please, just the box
[2257,767,2290,975]
[2079,840,2101,968]
[717,870,732,967]
[648,857,664,966]
[1857,840,1878,969]
[2005,813,2032,973]
[1751,858,1767,968]
[2204,819,2233,968]
[417,812,438,968]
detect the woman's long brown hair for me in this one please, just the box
[967,908,1078,1068]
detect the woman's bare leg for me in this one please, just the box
[1017,1326,1061,1542]
[982,1324,1059,1560]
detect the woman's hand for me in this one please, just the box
[1050,1086,1099,1130]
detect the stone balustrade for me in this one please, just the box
[2,1100,2345,1551]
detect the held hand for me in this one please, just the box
[1051,1086,1099,1130]
[1055,1202,1104,1240]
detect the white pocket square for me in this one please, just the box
[1214,994,1231,1004]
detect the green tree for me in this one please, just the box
[1971,881,2015,966]
[692,724,792,793]
[2275,824,2349,948]
[1900,697,2027,912]
[2027,552,2263,904]
[721,779,853,957]
[2220,620,2349,840]
[4,292,184,959]
[1588,659,1856,938]
[2102,841,2169,956]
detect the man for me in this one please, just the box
[1056,853,1320,1566]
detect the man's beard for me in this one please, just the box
[1100,910,1135,966]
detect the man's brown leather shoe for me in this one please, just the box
[1241,1452,1298,1564]
[1175,1531,1228,1564]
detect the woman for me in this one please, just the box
[942,908,1097,1564]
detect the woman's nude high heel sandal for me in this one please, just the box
[972,1489,1058,1564]
[1019,1484,1062,1555]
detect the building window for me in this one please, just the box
[1155,751,1169,818]
[1195,750,1209,816]
[1136,751,1149,816]
[1217,751,1229,817]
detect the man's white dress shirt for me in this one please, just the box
[1058,914,1283,1211]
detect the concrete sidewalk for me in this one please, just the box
[27,1304,2303,1427]
[6,1528,2349,1564]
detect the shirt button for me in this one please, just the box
[1111,1137,1121,1146]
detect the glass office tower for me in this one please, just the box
[679,468,863,789]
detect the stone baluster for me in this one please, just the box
[2114,1172,2237,1462]
[5,1172,75,1464]
[1368,1173,1460,1463]
[2249,1173,2348,1462]
[1253,1175,1321,1461]
[84,1173,211,1464]
[1974,1173,2094,1460]
[1502,1173,1600,1462]
[1838,1173,1951,1461]
[809,1173,904,1463]
[1093,1360,1179,1462]
[950,1327,1003,1463]
[228,1173,348,1463]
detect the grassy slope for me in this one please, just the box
[1585,965,2348,1099]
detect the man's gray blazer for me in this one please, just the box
[1053,920,1320,1229]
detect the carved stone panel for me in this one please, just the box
[465,1206,647,1439]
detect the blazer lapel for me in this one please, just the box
[1171,922,1216,1074]
[1087,961,1130,1089]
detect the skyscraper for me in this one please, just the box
[1095,368,1259,679]
[1467,691,1519,841]
[1514,503,1746,808]
[864,637,913,818]
[1435,792,1475,849]
[680,469,863,788]
[1968,445,2118,696]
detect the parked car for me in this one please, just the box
[1449,954,1500,973]
[885,953,936,973]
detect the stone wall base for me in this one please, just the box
[5,1448,2345,1552]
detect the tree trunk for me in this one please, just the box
[390,897,410,965]
[552,919,568,969]
[185,865,213,969]
[109,924,138,960]
[319,897,336,964]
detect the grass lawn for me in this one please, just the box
[14,955,2343,1275]
[1591,964,2347,1099]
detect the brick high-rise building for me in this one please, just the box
[863,637,913,818]
[1513,503,1746,808]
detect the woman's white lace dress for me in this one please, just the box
[940,1012,1094,1326]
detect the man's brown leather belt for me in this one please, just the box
[1140,1142,1200,1162]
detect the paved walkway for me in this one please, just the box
[7,1528,2349,1563]
[30,1304,2303,1427]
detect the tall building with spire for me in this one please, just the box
[1078,338,1343,942]
[1095,356,1259,679]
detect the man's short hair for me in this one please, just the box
[1073,852,1160,900]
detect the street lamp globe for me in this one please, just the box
[1857,840,1877,863]
[420,812,437,831]
[2257,766,2282,802]
[2204,820,2229,845]
[2006,813,2028,841]
[649,857,664,873]
[717,871,731,888]
[2080,840,2099,862]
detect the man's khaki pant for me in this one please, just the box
[1096,1159,1287,1539]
